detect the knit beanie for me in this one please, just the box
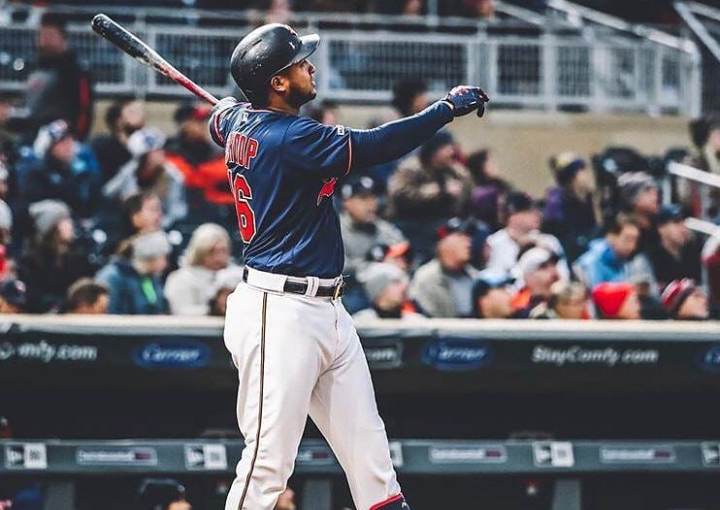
[0,199,12,231]
[131,230,171,261]
[28,200,71,239]
[549,152,586,187]
[592,282,634,318]
[419,130,454,165]
[617,172,656,210]
[358,263,408,303]
[661,278,697,317]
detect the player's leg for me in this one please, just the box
[308,301,408,510]
[223,286,334,510]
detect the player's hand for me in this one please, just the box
[443,86,489,118]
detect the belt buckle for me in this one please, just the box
[332,282,343,300]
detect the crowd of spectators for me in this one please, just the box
[0,12,718,322]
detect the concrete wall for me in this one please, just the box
[95,100,691,196]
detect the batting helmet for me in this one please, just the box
[230,23,319,104]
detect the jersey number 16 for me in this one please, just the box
[229,172,256,243]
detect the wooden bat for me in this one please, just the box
[91,13,219,106]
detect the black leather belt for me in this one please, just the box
[242,268,344,298]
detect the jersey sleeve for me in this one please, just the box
[208,97,242,147]
[282,117,352,179]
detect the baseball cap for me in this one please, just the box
[437,217,476,240]
[549,152,586,186]
[655,204,684,226]
[661,278,698,316]
[472,270,514,302]
[419,130,454,164]
[515,247,559,277]
[174,102,212,124]
[127,128,166,158]
[28,199,71,239]
[0,279,27,309]
[504,191,540,217]
[591,282,634,318]
[341,176,376,200]
[366,241,412,263]
[0,199,12,231]
[358,262,408,302]
[131,230,171,261]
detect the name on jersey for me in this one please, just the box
[226,132,259,170]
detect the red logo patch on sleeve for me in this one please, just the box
[317,178,337,205]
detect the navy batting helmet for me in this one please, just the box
[230,23,319,104]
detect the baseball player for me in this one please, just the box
[210,23,489,510]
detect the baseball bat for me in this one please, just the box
[91,13,219,106]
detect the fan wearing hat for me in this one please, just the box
[17,199,95,312]
[542,152,598,263]
[387,130,472,223]
[646,204,702,289]
[510,246,561,315]
[661,279,709,320]
[409,217,480,318]
[103,127,187,228]
[617,171,660,251]
[165,102,231,207]
[18,119,101,217]
[0,279,27,314]
[471,271,515,319]
[137,478,191,510]
[96,230,171,314]
[592,281,641,320]
[486,191,566,277]
[354,262,420,320]
[340,176,405,278]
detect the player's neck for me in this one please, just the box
[266,96,300,116]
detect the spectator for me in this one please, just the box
[703,231,720,313]
[530,281,589,319]
[391,78,428,119]
[62,278,109,314]
[165,102,230,208]
[617,171,659,250]
[0,161,9,202]
[647,204,702,289]
[0,279,27,314]
[165,223,233,315]
[209,266,244,317]
[274,488,296,510]
[542,152,598,263]
[0,199,12,247]
[91,99,145,185]
[138,478,191,510]
[661,278,709,320]
[458,0,497,19]
[354,262,420,320]
[574,213,657,293]
[18,200,95,312]
[22,11,93,140]
[401,0,424,16]
[17,119,101,217]
[340,177,405,278]
[510,246,561,315]
[307,99,340,125]
[486,191,566,277]
[592,282,642,320]
[96,230,171,315]
[471,271,515,319]
[683,117,720,219]
[103,128,187,228]
[409,218,479,318]
[467,149,511,230]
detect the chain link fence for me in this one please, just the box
[0,15,702,115]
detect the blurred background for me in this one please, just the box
[0,0,719,509]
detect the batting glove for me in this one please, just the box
[443,86,490,118]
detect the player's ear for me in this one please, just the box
[269,75,288,94]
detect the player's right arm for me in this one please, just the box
[208,96,242,147]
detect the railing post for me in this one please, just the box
[542,33,558,111]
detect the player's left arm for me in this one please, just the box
[208,96,242,147]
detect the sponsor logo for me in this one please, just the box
[0,340,97,363]
[422,338,493,371]
[599,446,675,464]
[363,343,403,370]
[296,446,335,465]
[389,441,404,468]
[698,346,720,372]
[429,445,507,464]
[533,442,574,468]
[701,443,720,467]
[531,345,659,367]
[76,447,157,466]
[185,444,228,470]
[4,444,47,470]
[133,340,210,368]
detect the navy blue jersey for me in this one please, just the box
[210,98,453,278]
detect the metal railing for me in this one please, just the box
[0,5,702,114]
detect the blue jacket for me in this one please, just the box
[96,258,168,315]
[574,239,658,294]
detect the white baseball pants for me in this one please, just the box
[223,269,402,510]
